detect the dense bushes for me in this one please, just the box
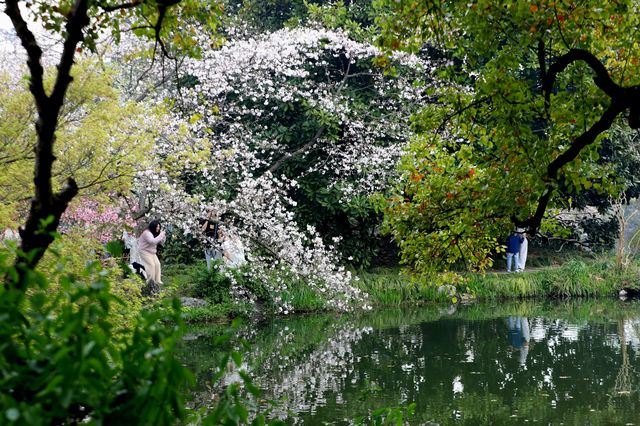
[167,261,331,319]
[190,262,272,305]
[0,245,190,425]
[192,262,233,303]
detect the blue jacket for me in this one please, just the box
[506,234,523,253]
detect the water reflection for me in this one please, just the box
[181,300,640,424]
[507,316,530,366]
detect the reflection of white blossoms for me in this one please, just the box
[224,324,373,421]
[452,375,464,396]
[263,326,373,421]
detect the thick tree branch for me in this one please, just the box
[98,0,142,12]
[8,0,91,287]
[543,49,623,109]
[515,47,640,233]
[518,101,627,231]
[4,0,47,107]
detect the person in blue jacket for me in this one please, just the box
[506,230,524,272]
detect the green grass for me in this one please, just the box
[355,270,451,305]
[281,282,327,312]
[161,255,640,323]
[179,303,252,323]
[162,263,198,297]
[162,261,329,321]
[466,257,640,300]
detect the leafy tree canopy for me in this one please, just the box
[3,0,223,283]
[0,60,159,228]
[374,0,640,273]
[224,0,375,36]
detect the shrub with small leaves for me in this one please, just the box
[0,244,191,425]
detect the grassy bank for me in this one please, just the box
[162,262,328,323]
[465,258,640,299]
[161,256,640,323]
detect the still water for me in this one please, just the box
[181,300,640,424]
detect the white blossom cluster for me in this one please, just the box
[140,163,369,311]
[127,28,444,312]
[130,28,438,311]
[133,112,368,311]
[228,174,368,312]
[180,27,434,199]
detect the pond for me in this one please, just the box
[180,299,640,424]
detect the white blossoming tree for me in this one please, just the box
[133,27,438,311]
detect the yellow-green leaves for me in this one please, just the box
[0,60,161,225]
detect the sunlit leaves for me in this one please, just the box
[26,0,225,58]
[375,0,640,273]
[0,60,160,225]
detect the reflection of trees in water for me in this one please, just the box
[614,319,635,396]
[250,317,638,423]
[248,325,373,421]
[181,303,640,424]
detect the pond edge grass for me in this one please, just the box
[163,257,640,323]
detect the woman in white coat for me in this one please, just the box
[517,232,528,272]
[219,227,246,268]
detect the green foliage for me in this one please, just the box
[374,0,640,276]
[356,269,454,305]
[227,0,375,37]
[180,304,252,323]
[27,0,223,57]
[298,181,385,268]
[160,233,202,266]
[279,279,327,312]
[579,216,618,252]
[354,403,416,425]
[192,263,233,303]
[226,0,310,32]
[167,259,349,319]
[305,0,376,40]
[189,262,273,305]
[375,138,507,275]
[357,256,639,304]
[34,228,147,332]
[0,61,162,223]
[0,247,191,425]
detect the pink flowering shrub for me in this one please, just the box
[60,198,136,244]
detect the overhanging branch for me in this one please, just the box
[543,49,623,108]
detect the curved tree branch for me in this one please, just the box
[543,49,623,109]
[513,48,640,233]
[517,101,628,231]
[4,0,47,107]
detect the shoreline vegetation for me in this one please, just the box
[163,254,640,324]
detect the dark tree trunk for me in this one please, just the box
[5,0,89,288]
